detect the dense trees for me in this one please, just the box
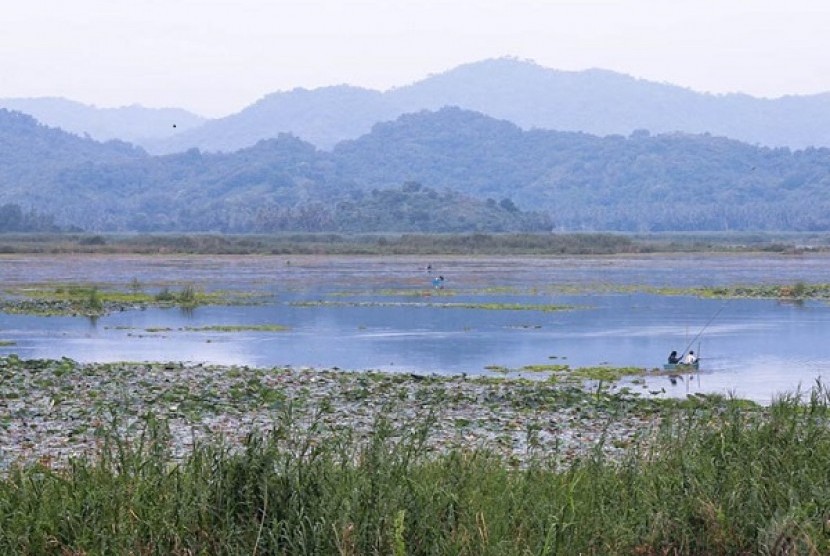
[2,107,830,233]
[0,203,58,232]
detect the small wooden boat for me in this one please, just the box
[663,360,699,372]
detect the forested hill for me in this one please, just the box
[0,110,146,201]
[333,108,830,231]
[2,106,830,232]
[0,109,549,233]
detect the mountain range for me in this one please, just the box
[4,58,830,153]
[2,105,830,233]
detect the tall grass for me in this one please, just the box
[2,388,830,554]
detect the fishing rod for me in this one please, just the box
[679,301,728,359]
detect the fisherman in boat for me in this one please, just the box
[681,350,697,365]
[667,350,680,364]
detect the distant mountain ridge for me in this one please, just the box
[3,106,830,233]
[141,58,830,152]
[0,97,205,144]
[4,58,830,154]
[146,85,397,155]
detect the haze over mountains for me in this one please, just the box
[4,58,830,153]
[0,98,205,146]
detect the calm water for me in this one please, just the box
[2,253,830,403]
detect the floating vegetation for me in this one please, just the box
[0,282,268,316]
[291,300,573,312]
[0,355,677,477]
[373,288,457,297]
[183,324,290,333]
[484,364,511,373]
[456,302,571,312]
[691,281,830,299]
[566,365,648,382]
[639,281,830,300]
[521,364,571,372]
[114,325,291,334]
[0,340,15,347]
[484,363,654,382]
[510,281,830,301]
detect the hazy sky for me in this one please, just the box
[3,0,829,117]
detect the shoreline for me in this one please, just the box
[2,231,829,256]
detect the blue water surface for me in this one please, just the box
[2,253,830,403]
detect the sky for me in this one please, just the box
[2,0,829,117]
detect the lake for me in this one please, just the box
[2,253,830,403]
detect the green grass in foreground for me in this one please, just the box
[2,387,830,554]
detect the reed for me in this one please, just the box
[1,386,830,554]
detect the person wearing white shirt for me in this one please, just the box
[681,351,697,365]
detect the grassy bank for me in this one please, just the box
[0,283,265,317]
[1,376,829,554]
[1,231,828,255]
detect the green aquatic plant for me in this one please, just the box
[515,362,649,383]
[290,300,574,312]
[521,364,571,373]
[144,327,172,333]
[86,287,103,311]
[567,366,647,382]
[652,281,830,300]
[484,364,512,373]
[154,286,175,302]
[184,324,290,333]
[444,302,572,312]
[0,282,264,317]
[790,280,807,298]
[372,288,457,297]
[177,284,197,306]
